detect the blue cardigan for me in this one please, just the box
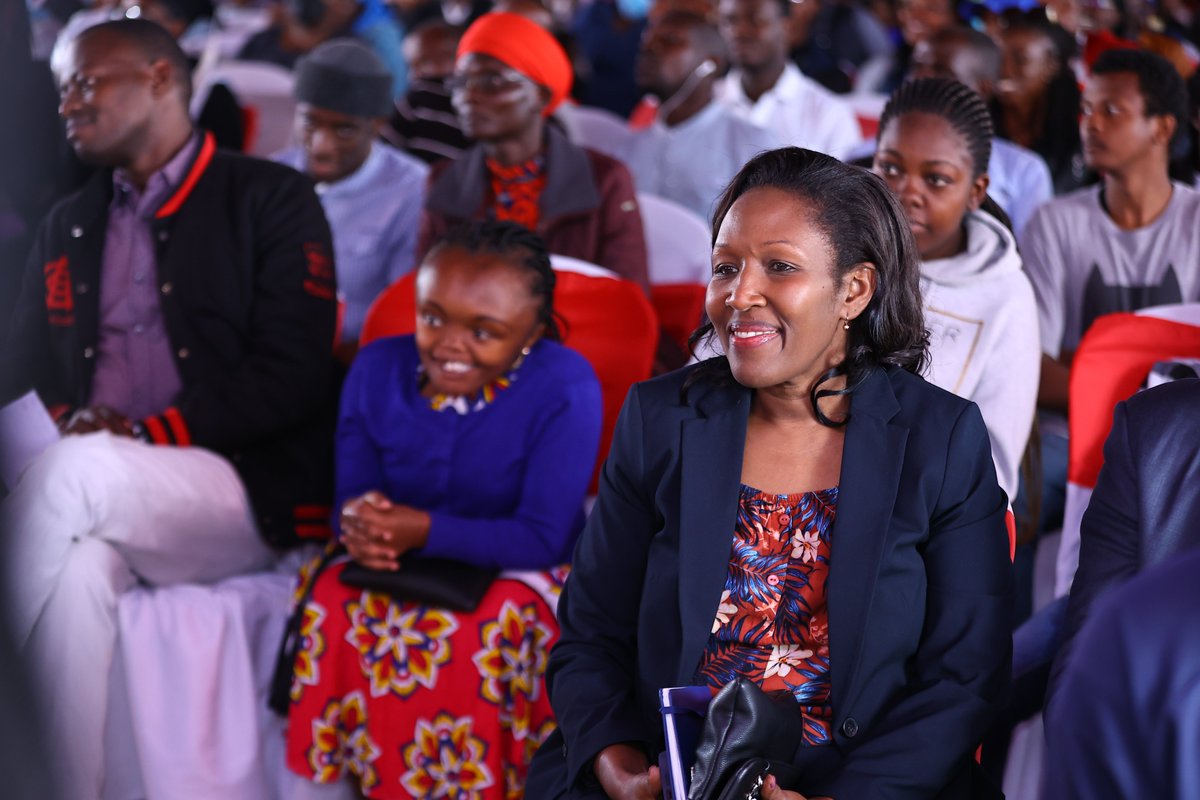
[528,363,1012,798]
[334,335,603,570]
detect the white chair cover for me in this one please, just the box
[1136,301,1200,325]
[636,193,712,286]
[550,253,619,279]
[193,61,296,156]
[554,103,634,162]
[113,547,317,800]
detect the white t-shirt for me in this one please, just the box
[1020,182,1200,360]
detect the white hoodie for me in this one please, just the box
[921,210,1040,502]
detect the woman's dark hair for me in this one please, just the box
[993,17,1087,193]
[427,220,563,342]
[878,76,1013,229]
[686,147,930,427]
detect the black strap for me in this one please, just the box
[267,543,344,716]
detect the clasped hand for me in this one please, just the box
[61,405,135,437]
[340,491,431,571]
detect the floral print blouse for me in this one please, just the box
[697,484,838,746]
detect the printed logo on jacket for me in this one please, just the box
[45,256,75,326]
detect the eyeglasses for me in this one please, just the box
[445,69,531,96]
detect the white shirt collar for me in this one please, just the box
[722,63,810,110]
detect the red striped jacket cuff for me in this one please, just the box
[48,404,73,424]
[140,406,191,446]
[294,505,333,540]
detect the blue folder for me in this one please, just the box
[658,685,712,800]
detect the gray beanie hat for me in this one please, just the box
[294,39,393,118]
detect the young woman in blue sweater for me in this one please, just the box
[285,221,603,799]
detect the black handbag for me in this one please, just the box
[338,557,498,612]
[713,758,804,800]
[688,678,806,800]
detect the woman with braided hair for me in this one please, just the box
[873,76,1039,505]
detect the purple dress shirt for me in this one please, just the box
[89,135,198,421]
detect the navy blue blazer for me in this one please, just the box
[528,363,1012,798]
[1049,378,1200,704]
[1043,545,1200,799]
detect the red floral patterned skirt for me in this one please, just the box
[285,557,566,798]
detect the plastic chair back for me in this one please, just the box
[359,272,417,346]
[195,61,295,156]
[1053,307,1200,596]
[557,103,634,161]
[637,192,712,286]
[651,284,706,355]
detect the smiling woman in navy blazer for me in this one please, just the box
[527,148,1013,800]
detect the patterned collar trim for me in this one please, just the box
[418,366,518,415]
[484,155,545,182]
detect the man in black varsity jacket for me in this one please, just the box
[0,20,337,798]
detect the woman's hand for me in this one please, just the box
[341,493,400,570]
[340,491,431,570]
[594,743,662,800]
[761,774,831,800]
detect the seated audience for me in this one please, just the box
[910,25,1054,235]
[419,11,650,290]
[1047,378,1200,703]
[786,0,895,94]
[1004,49,1200,739]
[873,77,1039,504]
[527,147,1012,799]
[1043,543,1200,799]
[994,17,1090,194]
[383,19,471,165]
[877,0,961,93]
[274,38,428,359]
[1022,47,1200,539]
[243,0,408,97]
[282,220,603,799]
[0,20,337,799]
[571,0,649,117]
[621,10,781,220]
[491,0,557,29]
[2,0,71,328]
[715,0,862,160]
